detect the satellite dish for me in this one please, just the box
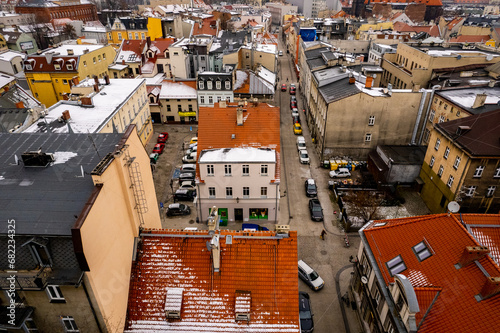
[361,276,368,284]
[486,54,493,61]
[373,74,377,79]
[447,201,460,214]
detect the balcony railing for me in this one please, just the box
[0,267,50,291]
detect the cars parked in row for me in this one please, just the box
[290,85,296,95]
[291,108,299,118]
[189,137,198,145]
[308,199,323,221]
[174,189,196,201]
[179,180,196,190]
[182,152,197,163]
[305,179,317,197]
[329,167,351,178]
[298,260,324,291]
[179,172,195,183]
[299,292,314,333]
[152,143,165,154]
[297,136,306,151]
[299,150,310,164]
[293,115,300,124]
[157,132,168,143]
[149,153,159,164]
[290,100,297,109]
[166,203,191,216]
[293,123,302,135]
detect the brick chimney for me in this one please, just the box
[349,77,355,84]
[472,93,487,109]
[146,36,151,48]
[72,77,79,86]
[458,246,489,268]
[220,100,227,108]
[480,277,500,300]
[81,97,93,106]
[104,74,110,85]
[237,106,243,125]
[62,110,70,121]
[365,76,373,89]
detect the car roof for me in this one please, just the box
[181,164,196,169]
[168,203,180,208]
[299,292,311,311]
[306,179,315,185]
[310,198,320,204]
[338,168,350,172]
[298,260,314,274]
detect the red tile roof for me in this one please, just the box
[366,0,442,5]
[449,35,491,43]
[392,22,440,37]
[192,17,217,36]
[197,102,281,182]
[363,214,500,332]
[121,39,147,53]
[466,215,500,266]
[149,38,176,58]
[447,17,464,30]
[125,229,299,332]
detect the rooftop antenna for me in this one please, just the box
[87,132,101,160]
[75,165,85,178]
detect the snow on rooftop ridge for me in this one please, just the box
[199,147,276,163]
[52,151,78,165]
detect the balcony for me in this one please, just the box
[0,266,50,290]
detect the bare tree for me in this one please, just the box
[62,23,77,39]
[343,190,384,230]
[25,11,51,50]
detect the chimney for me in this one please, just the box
[81,97,93,106]
[365,76,373,89]
[480,277,500,300]
[349,76,355,84]
[220,100,227,108]
[458,246,489,268]
[4,86,8,92]
[62,110,70,121]
[146,36,151,48]
[15,101,24,108]
[122,59,125,65]
[93,75,99,86]
[472,93,487,109]
[72,77,79,86]
[104,74,110,85]
[67,49,74,55]
[93,83,99,92]
[237,106,243,125]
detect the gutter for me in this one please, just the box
[417,85,441,144]
[410,88,428,145]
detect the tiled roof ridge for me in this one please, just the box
[414,286,443,291]
[366,214,445,231]
[140,228,297,237]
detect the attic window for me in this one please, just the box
[235,290,251,322]
[54,64,61,70]
[66,64,73,70]
[386,255,406,276]
[165,288,183,319]
[25,64,33,70]
[412,241,432,262]
[128,54,137,61]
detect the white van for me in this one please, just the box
[298,260,324,291]
[182,152,197,163]
[297,136,306,151]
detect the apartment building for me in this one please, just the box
[351,214,500,333]
[24,77,154,145]
[169,36,212,79]
[0,126,161,332]
[197,70,235,107]
[24,44,116,107]
[107,16,162,46]
[158,79,198,123]
[419,110,500,213]
[265,2,298,25]
[196,102,280,223]
[380,43,500,89]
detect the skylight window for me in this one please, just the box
[128,54,137,61]
[412,241,432,262]
[373,222,387,227]
[386,255,406,276]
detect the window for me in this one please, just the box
[207,81,213,90]
[208,187,216,198]
[438,115,445,123]
[456,110,461,117]
[178,105,182,112]
[444,104,448,110]
[242,165,249,176]
[453,156,461,170]
[365,133,372,142]
[200,96,205,104]
[61,316,79,332]
[465,186,476,197]
[207,165,214,176]
[141,33,145,39]
[243,187,249,197]
[129,32,132,39]
[93,57,96,64]
[413,241,432,262]
[438,165,444,177]
[208,96,213,104]
[149,96,155,103]
[487,186,496,197]
[447,175,454,188]
[444,147,450,159]
[434,138,441,151]
[226,187,233,198]
[423,129,430,143]
[429,109,435,122]
[217,96,221,102]
[225,80,230,89]
[216,81,221,90]
[98,55,101,62]
[199,81,204,89]
[261,165,268,176]
[54,64,61,70]
[495,167,500,178]
[83,61,86,67]
[473,166,485,178]
[429,156,435,167]
[433,97,438,104]
[46,285,65,303]
[225,164,231,176]
[188,104,193,112]
[368,116,375,126]
[261,187,267,198]
[386,255,406,276]
[166,105,171,112]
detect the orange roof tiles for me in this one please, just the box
[392,22,440,37]
[449,35,491,43]
[125,229,299,332]
[192,17,217,36]
[363,214,500,332]
[447,17,464,29]
[366,0,442,5]
[197,102,281,181]
[121,39,147,54]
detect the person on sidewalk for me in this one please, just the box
[320,229,327,240]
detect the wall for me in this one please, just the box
[169,45,188,79]
[80,126,161,332]
[159,96,198,123]
[147,17,162,41]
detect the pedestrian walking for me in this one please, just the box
[320,229,327,240]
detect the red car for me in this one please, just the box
[153,143,165,154]
[290,100,297,109]
[290,87,296,95]
[157,132,168,143]
[281,83,287,92]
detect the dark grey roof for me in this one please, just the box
[0,108,29,133]
[376,145,427,165]
[318,77,360,104]
[307,58,326,70]
[436,86,500,115]
[210,30,251,54]
[304,47,330,60]
[0,133,122,236]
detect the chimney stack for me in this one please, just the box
[349,76,355,84]
[104,74,110,85]
[472,93,487,109]
[72,77,79,86]
[236,106,243,125]
[458,246,489,268]
[81,97,93,106]
[146,36,151,48]
[365,76,373,89]
[220,100,227,108]
[480,277,500,300]
[62,110,70,121]
[67,49,74,55]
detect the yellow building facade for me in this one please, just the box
[108,17,162,45]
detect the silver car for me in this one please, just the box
[299,150,310,164]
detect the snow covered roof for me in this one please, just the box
[159,81,197,99]
[143,73,165,85]
[108,63,128,70]
[0,50,26,62]
[41,44,104,56]
[0,73,15,88]
[24,79,145,134]
[257,66,275,86]
[199,147,276,163]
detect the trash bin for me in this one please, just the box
[323,160,330,169]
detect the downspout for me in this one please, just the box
[80,273,104,333]
[417,85,441,144]
[320,101,328,162]
[275,182,279,222]
[410,88,428,145]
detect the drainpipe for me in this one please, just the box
[275,182,279,222]
[418,85,441,145]
[410,88,428,145]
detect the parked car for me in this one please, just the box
[180,164,196,173]
[182,152,197,163]
[293,115,301,124]
[290,86,296,95]
[291,109,299,118]
[305,179,317,197]
[179,172,195,182]
[281,83,287,92]
[152,143,165,154]
[157,132,168,143]
[149,153,159,164]
[297,136,306,151]
[298,260,324,291]
[189,137,198,144]
[299,150,310,164]
[242,223,270,231]
[329,167,351,178]
[299,292,314,333]
[290,100,297,108]
[279,50,283,56]
[166,203,191,216]
[174,189,196,201]
[179,180,196,190]
[293,123,302,135]
[186,146,197,156]
[308,199,323,221]
[290,95,297,101]
[189,142,197,149]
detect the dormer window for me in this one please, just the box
[22,237,52,267]
[199,81,204,89]
[207,80,213,90]
[148,51,154,58]
[165,51,170,59]
[54,64,61,70]
[225,80,230,89]
[25,64,32,70]
[216,80,221,90]
[66,64,73,70]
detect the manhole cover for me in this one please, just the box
[321,250,327,255]
[189,219,195,224]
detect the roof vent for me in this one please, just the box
[456,126,471,136]
[472,93,487,109]
[21,150,54,167]
[165,288,183,319]
[457,246,489,268]
[235,290,251,322]
[67,49,74,55]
